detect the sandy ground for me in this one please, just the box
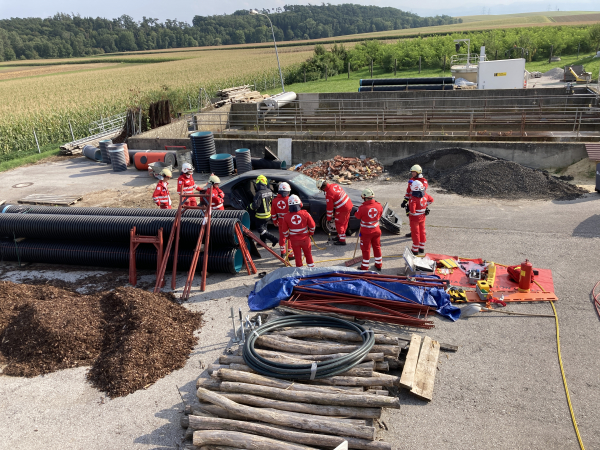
[0,157,599,449]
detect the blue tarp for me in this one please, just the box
[248,268,460,321]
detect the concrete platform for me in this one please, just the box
[0,160,599,450]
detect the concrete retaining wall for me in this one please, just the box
[128,136,588,169]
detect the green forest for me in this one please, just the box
[282,25,600,83]
[0,5,459,61]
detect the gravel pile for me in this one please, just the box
[390,148,587,200]
[543,67,565,80]
[0,282,202,397]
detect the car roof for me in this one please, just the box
[242,169,302,178]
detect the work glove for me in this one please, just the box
[425,208,430,216]
[401,199,408,209]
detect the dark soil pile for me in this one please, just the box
[0,282,102,377]
[390,148,587,201]
[0,282,202,397]
[86,287,203,397]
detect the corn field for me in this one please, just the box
[0,46,313,160]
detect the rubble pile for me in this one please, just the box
[296,155,384,184]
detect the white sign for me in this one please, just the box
[278,138,292,167]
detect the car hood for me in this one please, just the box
[343,186,365,208]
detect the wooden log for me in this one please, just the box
[256,335,399,357]
[369,328,458,352]
[410,336,440,401]
[399,334,422,390]
[218,392,379,420]
[208,364,227,374]
[193,430,317,450]
[254,348,385,362]
[219,355,246,365]
[309,374,399,388]
[197,378,223,391]
[188,416,392,450]
[366,390,389,396]
[214,369,373,396]
[220,360,373,378]
[272,327,399,345]
[384,357,404,371]
[185,427,194,440]
[366,386,383,390]
[374,361,389,372]
[215,381,401,409]
[197,388,376,439]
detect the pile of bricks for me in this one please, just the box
[296,155,384,185]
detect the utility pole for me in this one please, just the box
[548,44,553,64]
[419,56,421,74]
[394,58,397,76]
[348,62,350,79]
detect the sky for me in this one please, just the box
[1,0,599,23]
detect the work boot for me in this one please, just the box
[271,236,279,248]
[346,229,354,237]
[418,248,425,254]
[332,236,340,242]
[288,254,295,261]
[334,240,347,246]
[375,266,382,272]
[405,232,412,238]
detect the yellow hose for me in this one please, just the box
[534,281,585,450]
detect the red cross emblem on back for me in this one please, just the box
[368,208,378,218]
[333,185,340,192]
[291,215,302,225]
[278,200,286,209]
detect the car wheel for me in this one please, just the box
[320,215,338,235]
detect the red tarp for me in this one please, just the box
[426,253,555,293]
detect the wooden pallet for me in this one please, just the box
[399,334,440,401]
[18,194,83,206]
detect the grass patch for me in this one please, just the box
[0,143,63,173]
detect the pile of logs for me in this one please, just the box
[182,322,456,449]
[214,85,265,108]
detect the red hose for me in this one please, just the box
[593,281,600,319]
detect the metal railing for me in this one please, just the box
[450,55,482,67]
[88,112,127,136]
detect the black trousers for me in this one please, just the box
[256,218,278,245]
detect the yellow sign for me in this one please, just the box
[494,72,507,77]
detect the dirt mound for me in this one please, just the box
[87,287,202,397]
[0,283,103,377]
[390,148,587,201]
[0,282,202,397]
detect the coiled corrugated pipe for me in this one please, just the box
[0,239,242,274]
[0,214,240,247]
[1,206,251,230]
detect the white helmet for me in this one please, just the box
[411,180,424,192]
[278,182,291,193]
[361,188,375,199]
[157,168,172,180]
[288,194,302,207]
[316,179,327,190]
[410,164,423,174]
[182,163,193,174]
[208,174,221,184]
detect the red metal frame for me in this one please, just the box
[235,223,257,275]
[129,226,163,286]
[241,225,291,267]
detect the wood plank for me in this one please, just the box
[399,334,421,390]
[410,336,440,401]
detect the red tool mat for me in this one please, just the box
[426,253,555,293]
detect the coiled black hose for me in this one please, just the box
[243,315,375,380]
[1,205,251,230]
[0,214,240,247]
[0,239,242,274]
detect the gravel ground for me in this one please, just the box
[0,178,599,450]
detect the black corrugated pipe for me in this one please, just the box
[1,205,251,230]
[0,214,240,247]
[251,158,287,170]
[359,77,454,86]
[0,239,242,274]
[358,85,454,92]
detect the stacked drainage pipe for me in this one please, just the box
[190,131,216,173]
[235,149,252,174]
[99,139,112,164]
[83,145,102,161]
[209,154,234,177]
[108,144,128,172]
[0,210,247,275]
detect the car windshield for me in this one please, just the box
[293,174,321,196]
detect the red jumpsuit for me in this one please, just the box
[324,183,353,243]
[153,180,172,209]
[408,193,434,253]
[199,185,225,210]
[271,194,293,257]
[177,173,199,207]
[404,175,429,201]
[280,210,315,268]
[354,199,383,270]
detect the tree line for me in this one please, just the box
[282,24,600,83]
[0,5,459,61]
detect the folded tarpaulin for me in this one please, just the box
[247,267,460,321]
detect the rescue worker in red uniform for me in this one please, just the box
[177,163,200,207]
[408,180,434,254]
[199,174,225,210]
[271,182,294,260]
[317,179,353,245]
[401,165,428,238]
[280,195,315,268]
[152,168,172,209]
[354,188,383,271]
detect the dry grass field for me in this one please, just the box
[0,63,120,81]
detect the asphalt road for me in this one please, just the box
[0,159,599,450]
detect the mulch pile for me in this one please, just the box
[297,155,384,184]
[390,148,587,201]
[0,282,202,397]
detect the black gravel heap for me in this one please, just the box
[390,148,587,201]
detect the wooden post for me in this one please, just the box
[33,129,40,153]
[304,68,306,83]
[577,42,580,59]
[442,55,446,73]
[495,50,498,60]
[348,62,350,79]
[419,56,421,73]
[325,65,328,81]
[548,44,553,64]
[370,59,373,77]
[68,120,75,141]
[394,58,397,76]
